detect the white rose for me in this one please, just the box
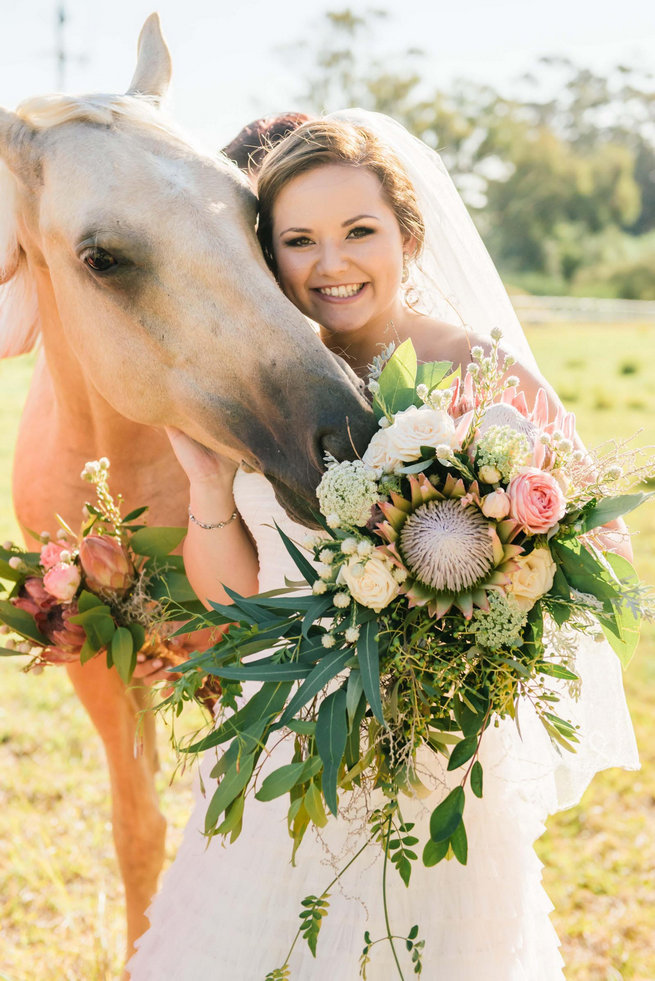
[338,556,400,612]
[508,547,556,611]
[362,428,403,473]
[385,405,457,464]
[481,488,511,520]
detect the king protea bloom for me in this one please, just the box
[79,534,133,595]
[377,472,522,618]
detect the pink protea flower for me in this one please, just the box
[12,577,57,617]
[40,602,87,653]
[79,535,133,595]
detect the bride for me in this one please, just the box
[128,112,638,979]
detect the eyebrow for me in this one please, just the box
[278,214,380,238]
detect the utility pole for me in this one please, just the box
[55,4,66,90]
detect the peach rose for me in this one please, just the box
[506,467,566,534]
[508,548,556,610]
[43,562,81,603]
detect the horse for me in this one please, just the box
[0,14,374,965]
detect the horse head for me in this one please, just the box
[0,14,375,525]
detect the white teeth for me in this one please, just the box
[317,283,364,298]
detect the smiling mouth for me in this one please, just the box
[314,283,367,299]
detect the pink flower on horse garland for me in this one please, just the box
[0,459,206,686]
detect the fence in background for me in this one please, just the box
[510,295,655,325]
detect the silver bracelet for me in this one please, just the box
[188,506,238,530]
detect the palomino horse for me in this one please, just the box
[0,15,374,963]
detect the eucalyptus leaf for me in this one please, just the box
[277,649,352,728]
[447,735,478,771]
[315,688,348,815]
[422,838,449,867]
[357,620,384,725]
[470,761,483,798]
[274,523,318,584]
[429,786,465,843]
[186,681,292,753]
[205,750,256,833]
[449,820,468,865]
[255,757,322,802]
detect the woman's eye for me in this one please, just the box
[347,226,374,239]
[284,236,313,248]
[81,247,118,272]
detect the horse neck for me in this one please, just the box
[15,274,189,533]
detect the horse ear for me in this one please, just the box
[127,13,172,103]
[0,111,40,355]
[0,108,38,184]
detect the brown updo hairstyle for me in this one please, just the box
[256,119,426,276]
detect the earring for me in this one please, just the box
[401,253,410,284]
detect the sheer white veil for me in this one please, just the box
[329,108,539,373]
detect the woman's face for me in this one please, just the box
[270,163,409,337]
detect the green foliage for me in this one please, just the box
[299,894,330,957]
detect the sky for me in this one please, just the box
[0,0,654,149]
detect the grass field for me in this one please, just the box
[1,324,654,980]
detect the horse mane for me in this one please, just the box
[0,93,221,358]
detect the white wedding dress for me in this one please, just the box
[128,469,639,981]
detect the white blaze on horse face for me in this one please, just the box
[2,105,374,516]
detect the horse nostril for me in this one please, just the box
[319,428,356,464]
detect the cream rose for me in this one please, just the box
[385,405,457,464]
[338,555,400,612]
[361,428,403,473]
[508,547,556,610]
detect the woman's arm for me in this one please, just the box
[166,428,260,609]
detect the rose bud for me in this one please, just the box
[481,489,511,521]
[79,535,133,595]
[43,562,82,603]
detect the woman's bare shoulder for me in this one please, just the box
[406,314,488,370]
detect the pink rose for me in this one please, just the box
[481,489,511,521]
[40,541,68,570]
[79,535,133,595]
[43,562,81,602]
[507,468,566,534]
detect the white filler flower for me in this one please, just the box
[317,460,381,527]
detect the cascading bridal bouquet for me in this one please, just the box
[0,458,207,687]
[161,330,653,978]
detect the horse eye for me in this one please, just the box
[81,247,118,272]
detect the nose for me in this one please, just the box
[316,240,349,278]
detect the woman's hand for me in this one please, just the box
[166,426,238,486]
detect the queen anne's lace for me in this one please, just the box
[317,460,380,527]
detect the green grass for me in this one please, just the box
[1,324,654,979]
